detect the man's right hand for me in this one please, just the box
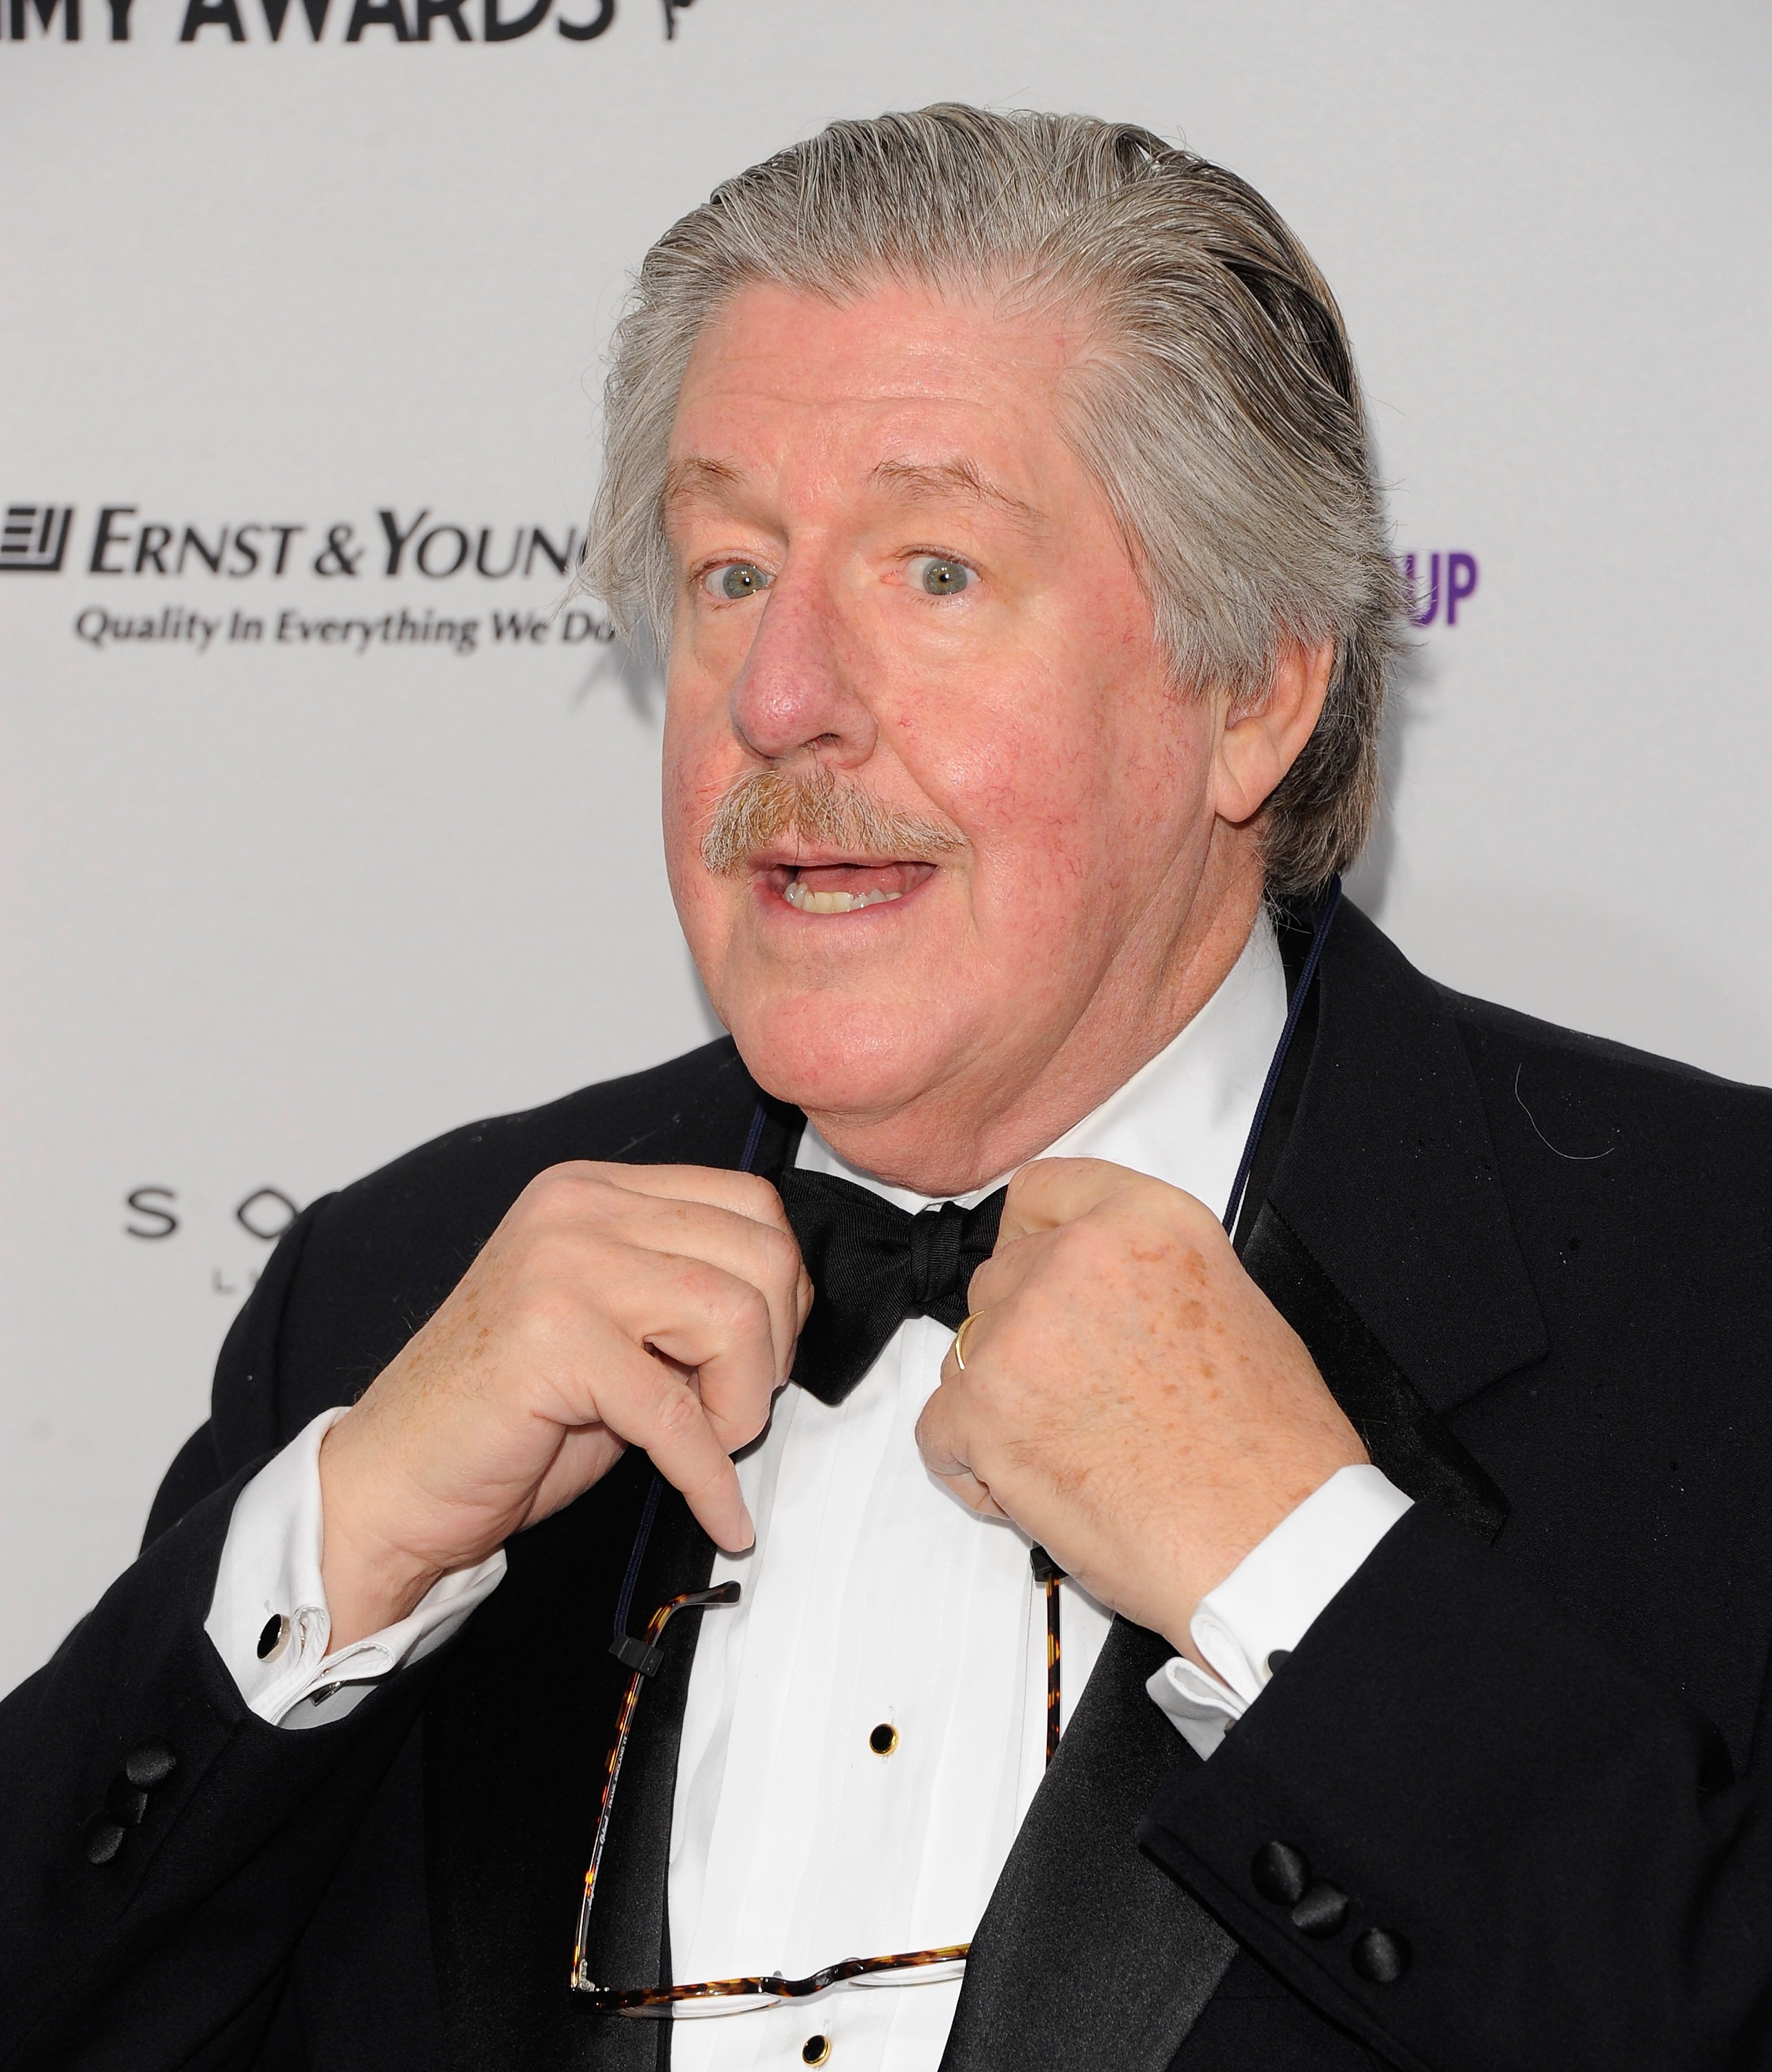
[315,1162,810,1649]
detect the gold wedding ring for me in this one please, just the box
[953,1312,982,1370]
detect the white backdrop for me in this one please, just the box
[3,0,1768,1694]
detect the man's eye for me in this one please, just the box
[701,562,773,602]
[909,555,975,597]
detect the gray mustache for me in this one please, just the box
[701,766,963,876]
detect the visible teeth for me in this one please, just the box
[782,878,907,914]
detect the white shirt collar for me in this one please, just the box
[795,912,1287,1224]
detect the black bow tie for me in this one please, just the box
[776,1169,1007,1405]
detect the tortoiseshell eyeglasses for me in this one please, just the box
[570,1544,1067,2015]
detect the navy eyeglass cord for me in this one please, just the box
[609,875,1342,1658]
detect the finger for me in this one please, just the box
[523,1245,781,1457]
[961,1229,1051,1316]
[930,1467,1009,1519]
[525,1422,627,1526]
[941,1301,999,1379]
[596,1165,815,1347]
[914,1388,1008,1519]
[996,1157,1149,1245]
[914,1379,970,1484]
[639,1168,814,1341]
[999,1157,1220,1250]
[608,1251,783,1454]
[566,1160,796,1238]
[595,1335,758,1551]
[579,1194,805,1385]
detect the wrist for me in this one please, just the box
[318,1420,447,1649]
[1151,1451,1369,1659]
[321,1524,445,1651]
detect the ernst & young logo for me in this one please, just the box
[2,0,696,41]
[3,503,624,655]
[6,503,589,580]
[1,505,75,573]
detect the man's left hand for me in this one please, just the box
[914,1158,1367,1660]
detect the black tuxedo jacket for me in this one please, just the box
[7,903,1772,2072]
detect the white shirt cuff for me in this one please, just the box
[1146,1464,1414,1761]
[204,1406,506,1730]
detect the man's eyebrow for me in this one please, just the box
[868,457,1044,533]
[663,455,744,509]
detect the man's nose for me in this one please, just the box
[726,574,877,769]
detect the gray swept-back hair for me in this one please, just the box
[582,104,1403,895]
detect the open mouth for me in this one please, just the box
[765,860,937,915]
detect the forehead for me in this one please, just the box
[666,277,1100,512]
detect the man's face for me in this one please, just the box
[662,278,1232,1171]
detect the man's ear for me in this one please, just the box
[1211,639,1336,827]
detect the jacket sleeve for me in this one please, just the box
[0,1197,444,2072]
[1138,1503,1772,2072]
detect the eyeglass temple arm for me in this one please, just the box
[610,1579,740,1674]
[572,1581,742,1989]
[1030,1545,1063,1767]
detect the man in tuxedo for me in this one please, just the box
[6,104,1772,2072]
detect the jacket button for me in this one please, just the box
[84,1817,127,1865]
[1251,1840,1309,1906]
[1351,1927,1411,1984]
[1289,1881,1348,1938]
[124,1738,177,1791]
[105,1778,151,1827]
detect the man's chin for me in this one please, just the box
[724,995,965,1137]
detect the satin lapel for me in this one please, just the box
[1243,1203,1510,1540]
[940,1618,1237,2072]
[426,1457,715,2072]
